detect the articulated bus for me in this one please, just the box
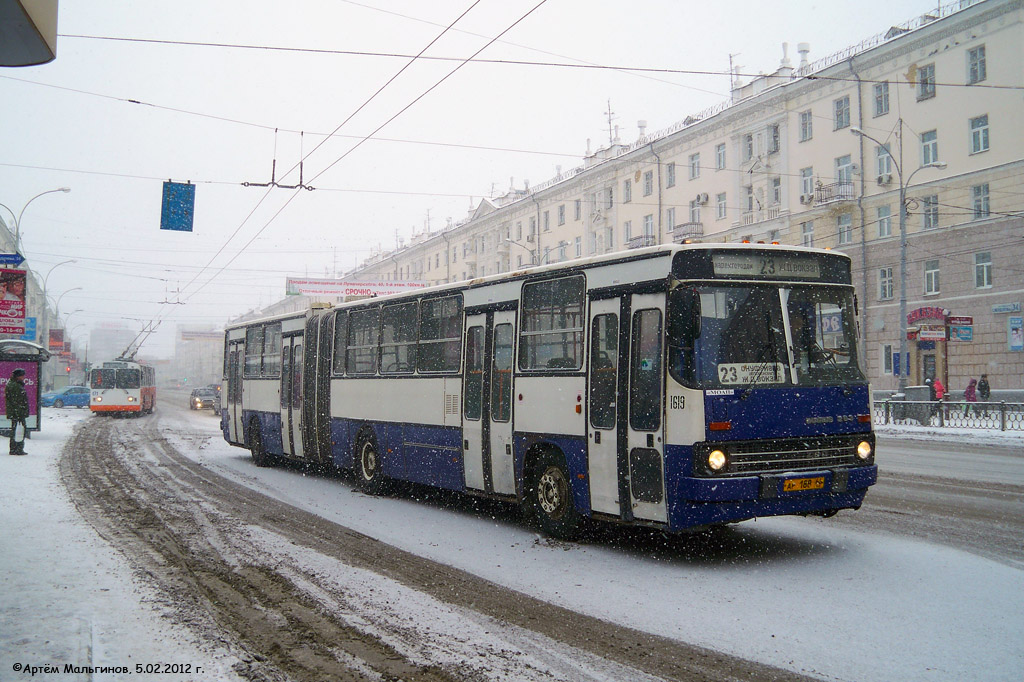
[221,244,876,538]
[90,359,157,416]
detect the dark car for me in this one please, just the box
[41,385,91,408]
[189,388,218,411]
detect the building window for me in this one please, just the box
[975,252,992,288]
[882,343,894,375]
[877,205,892,238]
[879,267,894,300]
[687,201,699,224]
[835,154,853,184]
[688,153,700,180]
[799,110,813,141]
[605,226,614,250]
[622,179,632,203]
[972,183,990,219]
[716,193,727,220]
[715,143,726,169]
[922,195,939,229]
[876,144,892,176]
[921,130,939,165]
[574,199,581,220]
[516,221,522,240]
[834,96,851,130]
[744,185,754,212]
[574,236,581,257]
[767,124,780,154]
[874,82,889,117]
[771,177,781,205]
[743,133,754,161]
[623,220,631,241]
[666,162,676,187]
[543,211,550,231]
[557,204,565,226]
[838,213,852,245]
[529,217,536,236]
[968,45,986,84]
[917,63,936,100]
[924,259,940,295]
[801,221,814,247]
[800,167,814,196]
[666,206,677,229]
[642,214,653,237]
[970,114,989,154]
[643,171,653,196]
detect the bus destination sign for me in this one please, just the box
[712,253,821,279]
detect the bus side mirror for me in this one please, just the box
[668,288,701,342]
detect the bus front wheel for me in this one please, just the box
[355,430,388,495]
[526,450,581,540]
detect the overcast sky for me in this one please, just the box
[1,0,938,357]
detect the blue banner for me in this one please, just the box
[18,317,36,341]
[160,181,196,232]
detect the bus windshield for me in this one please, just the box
[669,283,863,388]
[90,368,141,389]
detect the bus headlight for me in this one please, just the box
[94,396,102,403]
[708,449,727,472]
[856,441,872,460]
[127,396,136,402]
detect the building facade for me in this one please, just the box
[341,0,1023,392]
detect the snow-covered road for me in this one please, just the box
[2,407,1022,682]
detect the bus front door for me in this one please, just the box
[462,311,516,496]
[587,298,622,516]
[627,293,667,523]
[280,335,305,459]
[227,341,243,443]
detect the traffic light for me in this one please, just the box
[65,366,71,374]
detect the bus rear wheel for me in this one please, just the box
[249,420,274,468]
[355,430,388,495]
[526,450,581,540]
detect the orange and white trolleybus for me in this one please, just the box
[89,359,156,416]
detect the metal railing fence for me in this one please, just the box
[873,399,1024,431]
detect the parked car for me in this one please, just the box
[189,387,218,411]
[41,385,91,408]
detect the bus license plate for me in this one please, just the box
[783,476,825,492]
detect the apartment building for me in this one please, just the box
[342,0,1024,391]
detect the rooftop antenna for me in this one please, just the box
[605,99,617,146]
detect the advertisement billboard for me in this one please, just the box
[0,360,40,432]
[0,269,27,334]
[285,277,427,298]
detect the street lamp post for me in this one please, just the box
[851,121,946,392]
[42,261,77,350]
[0,187,71,251]
[505,238,537,266]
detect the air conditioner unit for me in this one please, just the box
[851,163,861,176]
[799,193,814,205]
[877,173,893,186]
[525,234,535,242]
[695,192,709,205]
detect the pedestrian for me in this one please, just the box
[964,378,977,417]
[978,374,991,417]
[933,377,946,417]
[5,368,29,456]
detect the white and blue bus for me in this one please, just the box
[221,243,876,538]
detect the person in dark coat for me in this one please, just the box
[5,368,29,455]
[964,378,978,417]
[978,374,991,417]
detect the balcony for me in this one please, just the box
[671,222,703,243]
[814,181,855,205]
[626,234,658,249]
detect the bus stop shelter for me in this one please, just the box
[0,340,51,436]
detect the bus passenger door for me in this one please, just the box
[488,312,516,496]
[462,316,486,491]
[280,335,305,459]
[587,298,622,516]
[227,341,243,443]
[627,294,667,523]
